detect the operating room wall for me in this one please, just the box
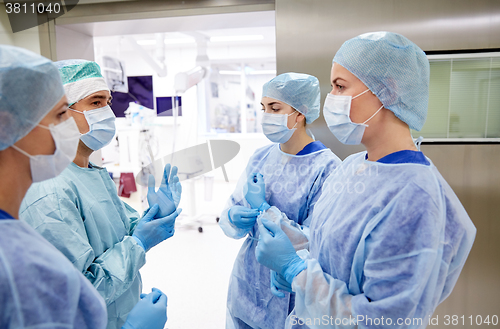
[0,4,40,54]
[274,0,500,325]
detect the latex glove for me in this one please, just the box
[228,206,260,229]
[148,164,182,218]
[256,217,307,284]
[244,173,270,211]
[122,288,168,329]
[133,204,182,252]
[270,270,293,298]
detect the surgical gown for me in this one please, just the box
[0,216,107,328]
[288,151,476,329]
[219,142,341,329]
[20,162,145,329]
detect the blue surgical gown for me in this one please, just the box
[0,215,107,328]
[288,151,476,329]
[19,162,146,329]
[219,142,341,329]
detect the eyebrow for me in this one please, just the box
[260,102,280,106]
[87,95,112,103]
[332,77,347,85]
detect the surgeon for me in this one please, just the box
[219,73,341,328]
[0,45,167,329]
[254,32,476,329]
[19,59,182,329]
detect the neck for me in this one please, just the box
[0,150,32,219]
[73,141,93,168]
[364,119,417,162]
[280,127,314,155]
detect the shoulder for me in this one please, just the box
[252,143,277,159]
[20,167,78,217]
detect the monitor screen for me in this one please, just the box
[110,76,153,117]
[156,96,182,116]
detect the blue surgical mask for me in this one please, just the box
[261,111,298,144]
[70,105,116,150]
[323,90,383,145]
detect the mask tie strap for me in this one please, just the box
[414,136,424,151]
[352,89,371,100]
[362,104,384,125]
[11,144,34,159]
[68,108,84,115]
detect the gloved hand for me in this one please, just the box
[122,288,168,329]
[270,270,293,298]
[228,206,260,229]
[244,173,270,211]
[256,217,307,284]
[148,164,182,218]
[133,204,182,252]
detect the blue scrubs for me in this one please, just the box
[288,151,476,329]
[220,141,341,329]
[20,162,146,329]
[0,209,107,328]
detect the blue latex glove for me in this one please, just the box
[148,164,182,218]
[244,173,270,211]
[256,217,307,284]
[270,270,293,298]
[122,288,168,329]
[228,206,260,229]
[133,204,182,252]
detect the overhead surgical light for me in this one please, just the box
[136,38,195,46]
[210,35,264,42]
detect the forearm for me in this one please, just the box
[292,258,355,329]
[85,236,146,304]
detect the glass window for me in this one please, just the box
[414,53,500,140]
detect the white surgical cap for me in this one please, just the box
[262,72,321,124]
[333,31,430,131]
[55,59,110,106]
[0,45,65,151]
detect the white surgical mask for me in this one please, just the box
[11,117,80,182]
[323,90,383,145]
[70,105,116,151]
[261,111,298,144]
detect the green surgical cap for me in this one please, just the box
[55,59,110,106]
[0,45,65,151]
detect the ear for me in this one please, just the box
[296,112,306,124]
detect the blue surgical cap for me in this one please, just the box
[333,31,430,131]
[55,59,110,106]
[262,72,321,124]
[0,45,65,151]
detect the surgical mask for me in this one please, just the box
[261,111,298,144]
[70,105,116,150]
[11,117,80,183]
[323,90,383,145]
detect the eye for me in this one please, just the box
[58,109,67,118]
[271,108,280,112]
[336,84,344,91]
